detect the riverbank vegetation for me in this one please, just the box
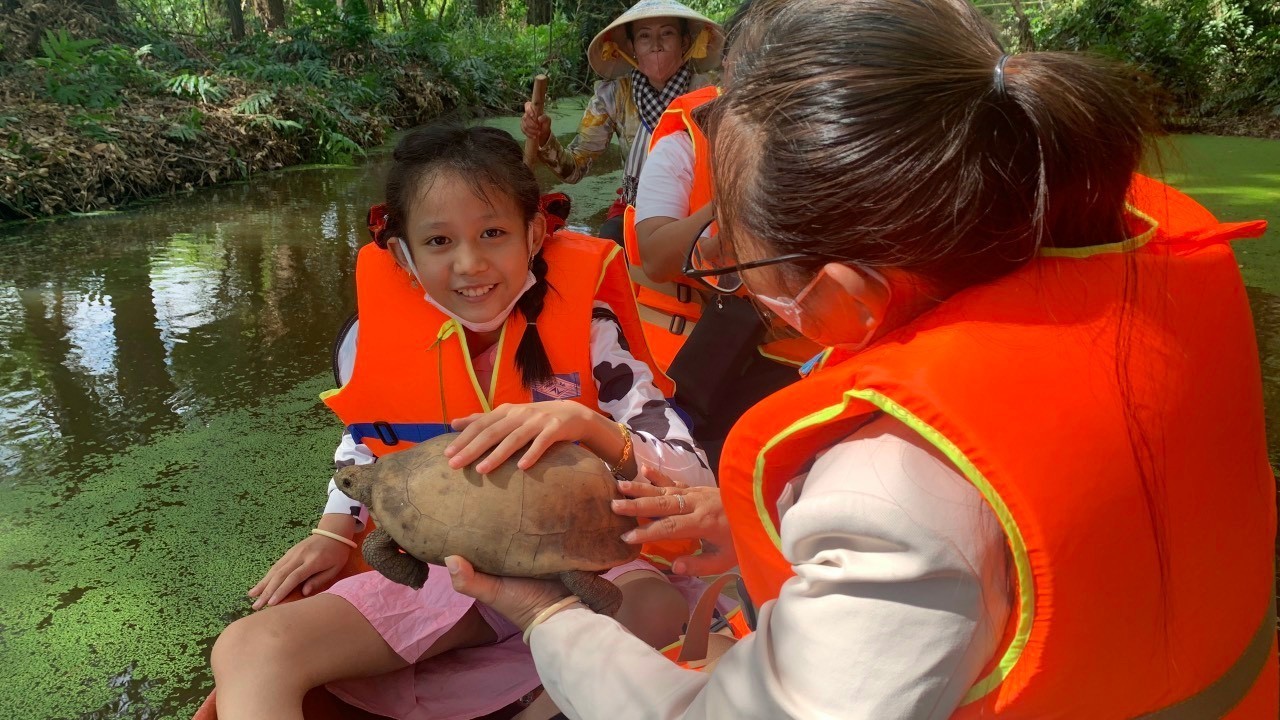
[1,0,1276,221]
[989,0,1280,136]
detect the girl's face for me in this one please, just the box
[399,172,544,328]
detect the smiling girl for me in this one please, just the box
[209,124,714,720]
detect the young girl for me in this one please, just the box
[210,124,715,720]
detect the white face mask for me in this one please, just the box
[389,237,537,333]
[753,266,891,351]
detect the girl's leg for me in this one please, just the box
[212,594,496,720]
[611,569,691,650]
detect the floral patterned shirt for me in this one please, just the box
[538,72,716,185]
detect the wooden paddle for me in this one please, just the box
[523,74,549,170]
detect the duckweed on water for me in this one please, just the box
[0,375,340,718]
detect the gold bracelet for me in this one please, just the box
[523,595,582,644]
[608,422,632,477]
[311,528,358,549]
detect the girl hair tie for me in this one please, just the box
[993,54,1012,99]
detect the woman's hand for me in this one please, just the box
[613,470,737,576]
[448,401,604,473]
[520,102,552,148]
[248,526,352,610]
[445,555,571,631]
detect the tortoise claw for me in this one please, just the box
[559,570,623,616]
[363,528,429,589]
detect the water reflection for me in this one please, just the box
[0,167,375,485]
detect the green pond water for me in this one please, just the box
[0,110,1277,718]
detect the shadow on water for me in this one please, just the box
[1,113,1274,720]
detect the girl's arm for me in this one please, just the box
[588,302,715,488]
[248,432,372,608]
[322,432,372,530]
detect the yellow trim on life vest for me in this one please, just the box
[756,345,805,368]
[597,245,623,293]
[319,387,340,401]
[641,553,674,568]
[751,387,1033,705]
[487,322,510,405]
[1039,206,1158,258]
[438,321,492,414]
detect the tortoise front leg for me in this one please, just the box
[559,570,623,616]
[362,528,429,589]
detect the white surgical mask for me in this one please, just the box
[753,266,890,351]
[389,237,536,333]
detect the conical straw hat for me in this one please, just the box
[588,0,725,80]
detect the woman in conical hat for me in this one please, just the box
[520,0,724,245]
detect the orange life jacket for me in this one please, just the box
[619,87,721,369]
[625,86,819,369]
[718,183,1278,716]
[322,230,697,566]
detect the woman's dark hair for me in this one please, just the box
[382,124,553,389]
[712,0,1161,295]
[713,0,1171,608]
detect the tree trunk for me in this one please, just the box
[526,0,551,25]
[575,0,629,75]
[475,0,500,18]
[225,0,246,39]
[1008,0,1036,52]
[265,0,287,29]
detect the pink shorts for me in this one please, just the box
[324,560,716,720]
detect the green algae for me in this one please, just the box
[1156,135,1280,294]
[0,375,340,719]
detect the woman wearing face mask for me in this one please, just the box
[448,0,1278,717]
[520,0,723,245]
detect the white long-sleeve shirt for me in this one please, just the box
[528,414,1012,719]
[323,302,715,526]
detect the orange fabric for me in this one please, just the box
[323,230,671,455]
[629,85,820,368]
[648,85,718,217]
[324,230,690,566]
[618,87,720,359]
[719,180,1275,716]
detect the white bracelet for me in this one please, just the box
[311,528,358,549]
[522,595,582,645]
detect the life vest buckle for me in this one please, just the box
[372,421,400,446]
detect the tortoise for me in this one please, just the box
[335,432,641,616]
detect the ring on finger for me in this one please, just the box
[675,494,687,513]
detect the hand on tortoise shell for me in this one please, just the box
[612,479,738,577]
[445,555,572,632]
[447,401,596,474]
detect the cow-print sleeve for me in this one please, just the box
[590,301,715,487]
[323,432,373,530]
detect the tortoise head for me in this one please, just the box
[335,464,375,506]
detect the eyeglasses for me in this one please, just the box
[681,216,812,294]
